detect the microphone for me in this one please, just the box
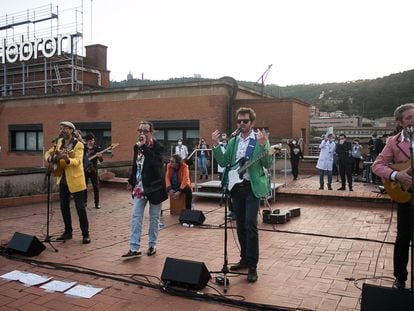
[51,134,63,143]
[231,127,242,137]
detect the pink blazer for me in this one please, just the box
[372,133,410,181]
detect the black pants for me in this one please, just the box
[59,182,89,237]
[84,170,99,206]
[290,158,299,179]
[353,158,361,175]
[181,186,193,209]
[338,161,353,189]
[394,202,414,281]
[230,181,259,269]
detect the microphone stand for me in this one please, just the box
[211,130,245,292]
[42,142,63,252]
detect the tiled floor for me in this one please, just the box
[0,174,408,310]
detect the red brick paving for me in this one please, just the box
[0,174,408,310]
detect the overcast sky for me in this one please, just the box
[2,0,414,86]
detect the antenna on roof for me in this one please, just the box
[255,64,272,96]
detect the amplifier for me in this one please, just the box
[289,208,301,218]
[263,213,287,224]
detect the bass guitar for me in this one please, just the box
[84,143,119,173]
[225,144,281,191]
[382,160,413,203]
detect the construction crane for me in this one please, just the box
[256,64,272,96]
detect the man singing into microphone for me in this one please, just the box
[123,121,168,258]
[372,103,414,290]
[211,107,272,283]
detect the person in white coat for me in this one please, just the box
[175,139,188,159]
[316,134,336,190]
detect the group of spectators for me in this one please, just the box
[316,132,385,190]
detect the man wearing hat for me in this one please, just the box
[45,121,91,244]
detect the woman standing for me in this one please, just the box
[287,138,304,180]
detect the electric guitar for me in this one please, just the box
[382,160,412,203]
[84,143,119,173]
[225,144,281,191]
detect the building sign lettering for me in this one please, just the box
[0,33,73,64]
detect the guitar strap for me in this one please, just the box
[245,136,257,160]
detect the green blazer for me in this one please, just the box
[213,135,272,198]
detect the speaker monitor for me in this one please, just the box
[6,232,46,257]
[179,209,205,225]
[361,283,414,311]
[161,257,211,290]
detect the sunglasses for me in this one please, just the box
[138,129,150,134]
[237,119,250,124]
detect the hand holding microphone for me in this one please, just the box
[231,127,242,137]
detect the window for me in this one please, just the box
[75,122,112,151]
[151,120,200,160]
[9,124,43,152]
[167,130,183,141]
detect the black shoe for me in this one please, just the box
[95,204,100,209]
[247,267,258,283]
[147,246,157,256]
[121,250,142,258]
[319,186,324,190]
[84,202,87,208]
[337,187,346,191]
[82,236,91,244]
[349,188,353,191]
[199,175,203,180]
[56,232,72,241]
[393,278,406,290]
[230,261,249,271]
[328,185,333,190]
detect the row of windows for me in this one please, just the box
[8,122,200,153]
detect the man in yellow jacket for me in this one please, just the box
[45,121,90,244]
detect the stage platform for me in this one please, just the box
[193,180,284,200]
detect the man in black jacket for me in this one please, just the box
[336,134,353,191]
[122,121,168,259]
[83,133,103,209]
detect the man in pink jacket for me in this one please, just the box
[372,103,414,290]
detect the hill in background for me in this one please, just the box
[111,69,414,119]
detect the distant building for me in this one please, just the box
[310,115,361,131]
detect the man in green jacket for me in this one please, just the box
[211,107,272,283]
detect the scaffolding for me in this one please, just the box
[0,3,84,96]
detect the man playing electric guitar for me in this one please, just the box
[372,103,414,290]
[211,107,272,283]
[83,133,103,209]
[45,121,91,244]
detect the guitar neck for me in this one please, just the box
[238,150,269,174]
[88,145,114,161]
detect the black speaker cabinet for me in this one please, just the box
[179,209,205,225]
[161,257,211,290]
[289,207,301,218]
[6,232,46,257]
[361,283,414,311]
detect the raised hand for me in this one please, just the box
[256,128,269,146]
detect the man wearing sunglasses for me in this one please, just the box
[211,107,272,283]
[123,121,168,259]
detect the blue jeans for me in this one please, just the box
[319,169,332,187]
[198,154,208,176]
[129,196,161,252]
[231,184,259,269]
